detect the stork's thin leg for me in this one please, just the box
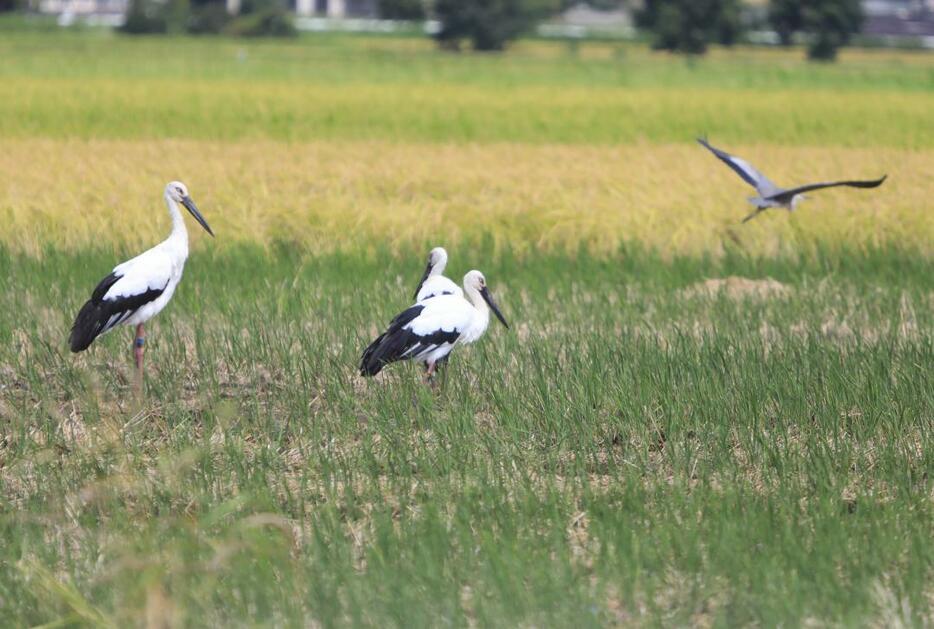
[424,362,437,388]
[133,323,145,390]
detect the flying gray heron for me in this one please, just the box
[698,138,887,223]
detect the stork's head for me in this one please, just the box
[464,270,508,329]
[166,181,189,203]
[428,246,448,274]
[165,181,214,237]
[414,246,449,299]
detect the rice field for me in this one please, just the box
[0,29,933,627]
[0,140,932,259]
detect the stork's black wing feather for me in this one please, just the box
[69,272,166,353]
[360,304,461,376]
[397,327,462,362]
[90,272,122,302]
[360,305,425,376]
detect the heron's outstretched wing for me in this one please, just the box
[766,175,887,200]
[697,138,780,196]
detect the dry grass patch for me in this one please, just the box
[681,276,791,300]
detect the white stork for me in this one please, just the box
[69,181,214,382]
[698,138,887,223]
[413,246,463,302]
[361,270,508,382]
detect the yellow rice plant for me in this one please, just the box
[0,139,930,259]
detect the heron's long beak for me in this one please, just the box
[480,286,508,329]
[181,196,214,237]
[413,261,432,300]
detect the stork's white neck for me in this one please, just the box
[460,285,492,343]
[431,251,448,277]
[165,193,189,251]
[465,285,489,317]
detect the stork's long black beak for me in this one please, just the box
[181,196,214,237]
[413,261,431,300]
[480,286,508,329]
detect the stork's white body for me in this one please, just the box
[361,270,507,379]
[69,182,213,364]
[416,275,463,302]
[403,290,492,364]
[99,195,191,333]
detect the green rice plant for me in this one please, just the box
[1,246,931,626]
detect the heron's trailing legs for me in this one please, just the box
[133,323,145,388]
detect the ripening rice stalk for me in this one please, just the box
[0,139,929,259]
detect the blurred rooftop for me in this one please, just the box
[28,0,934,45]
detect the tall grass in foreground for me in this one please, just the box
[1,247,931,626]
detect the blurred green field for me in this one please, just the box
[0,32,932,146]
[1,29,933,627]
[4,79,933,147]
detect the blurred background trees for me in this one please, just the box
[8,0,875,60]
[434,0,562,51]
[768,0,803,45]
[119,0,296,35]
[768,0,864,60]
[378,0,426,20]
[635,0,742,54]
[120,0,168,33]
[633,0,864,60]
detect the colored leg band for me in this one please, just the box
[135,337,145,348]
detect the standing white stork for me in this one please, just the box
[697,138,887,223]
[413,246,463,302]
[361,270,508,382]
[69,181,214,383]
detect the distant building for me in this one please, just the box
[29,0,934,43]
[540,2,634,38]
[35,0,377,22]
[862,0,934,38]
[557,3,632,29]
[292,0,376,18]
[36,0,124,25]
